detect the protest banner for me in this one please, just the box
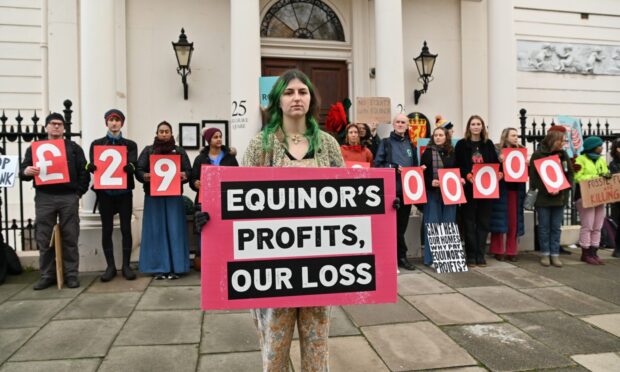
[93,145,127,190]
[579,174,620,208]
[533,155,570,193]
[438,168,466,205]
[150,154,181,196]
[200,167,397,310]
[0,155,18,188]
[472,163,500,199]
[32,139,70,186]
[259,76,279,108]
[355,97,391,124]
[425,222,468,273]
[556,116,584,158]
[502,148,528,183]
[401,167,427,205]
[345,161,370,169]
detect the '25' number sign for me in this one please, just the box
[32,139,70,186]
[93,146,127,190]
[150,154,181,196]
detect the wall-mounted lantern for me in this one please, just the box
[413,41,437,105]
[172,28,194,100]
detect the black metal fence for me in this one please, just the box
[0,100,81,251]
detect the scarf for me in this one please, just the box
[152,136,176,154]
[106,131,122,145]
[586,152,601,162]
[429,144,445,180]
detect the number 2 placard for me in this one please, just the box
[94,146,127,190]
[150,154,181,196]
[32,139,70,186]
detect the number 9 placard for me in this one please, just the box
[150,154,181,196]
[32,139,70,186]
[94,145,127,190]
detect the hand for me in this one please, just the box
[498,172,504,180]
[180,172,187,181]
[461,178,466,185]
[550,190,560,195]
[194,180,201,189]
[194,211,210,231]
[498,154,505,162]
[123,164,134,175]
[573,163,582,172]
[603,173,613,180]
[395,165,401,174]
[392,197,401,210]
[420,165,427,171]
[143,173,151,182]
[24,166,40,176]
[86,163,97,173]
[431,179,440,187]
[466,173,474,183]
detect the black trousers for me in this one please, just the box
[396,200,413,260]
[98,192,133,254]
[460,191,492,263]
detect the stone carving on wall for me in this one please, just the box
[517,40,620,75]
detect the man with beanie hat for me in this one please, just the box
[87,109,138,281]
[20,112,90,290]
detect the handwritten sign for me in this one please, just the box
[32,140,69,186]
[426,222,468,273]
[0,156,18,188]
[579,174,620,208]
[93,146,127,190]
[355,97,391,124]
[200,167,397,310]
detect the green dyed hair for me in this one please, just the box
[262,69,321,152]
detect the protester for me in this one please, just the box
[529,130,574,267]
[574,136,609,265]
[489,127,526,262]
[374,113,419,271]
[340,123,373,163]
[420,127,461,266]
[243,69,344,371]
[608,138,620,258]
[357,122,373,150]
[136,121,192,279]
[88,109,137,281]
[454,115,500,267]
[20,113,90,289]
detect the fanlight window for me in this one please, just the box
[261,0,345,41]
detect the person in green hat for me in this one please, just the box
[574,136,610,265]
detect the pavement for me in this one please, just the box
[1,248,620,372]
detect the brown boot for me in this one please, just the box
[550,255,563,267]
[581,247,599,265]
[591,247,604,265]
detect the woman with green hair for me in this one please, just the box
[243,69,344,371]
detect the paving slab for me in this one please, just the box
[476,267,562,289]
[445,323,574,371]
[458,285,552,313]
[149,269,201,287]
[98,345,198,372]
[1,272,39,285]
[0,359,101,372]
[135,286,200,310]
[342,296,425,327]
[520,286,620,315]
[293,306,359,339]
[471,259,518,270]
[503,311,620,355]
[0,328,38,364]
[397,272,455,296]
[87,275,152,293]
[404,293,502,326]
[197,351,263,372]
[362,321,476,371]
[420,267,502,288]
[10,318,125,361]
[114,310,202,346]
[581,313,620,337]
[290,336,389,372]
[9,274,97,300]
[571,352,620,372]
[54,292,141,319]
[0,284,27,304]
[201,312,260,354]
[0,298,71,328]
[430,368,489,372]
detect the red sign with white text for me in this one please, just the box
[345,161,370,169]
[32,139,70,186]
[534,155,570,193]
[93,146,127,190]
[472,163,500,199]
[401,167,427,205]
[438,168,466,205]
[150,154,181,196]
[200,167,397,310]
[502,148,528,183]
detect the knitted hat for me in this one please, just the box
[45,112,65,126]
[203,127,221,146]
[434,114,453,130]
[583,136,603,152]
[104,109,125,125]
[547,125,566,133]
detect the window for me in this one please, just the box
[261,0,345,41]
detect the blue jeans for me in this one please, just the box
[536,206,564,256]
[423,191,457,265]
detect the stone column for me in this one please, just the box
[230,0,262,159]
[487,0,517,142]
[374,0,405,137]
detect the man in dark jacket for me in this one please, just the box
[88,109,137,282]
[20,113,90,290]
[374,114,419,270]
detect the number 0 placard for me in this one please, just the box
[150,154,181,196]
[533,155,570,193]
[94,146,127,190]
[438,168,466,205]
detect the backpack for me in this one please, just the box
[600,217,617,249]
[0,242,22,284]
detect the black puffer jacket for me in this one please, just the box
[135,145,191,196]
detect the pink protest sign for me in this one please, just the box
[200,166,397,310]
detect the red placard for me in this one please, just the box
[502,148,528,182]
[401,167,427,205]
[472,163,500,199]
[198,163,214,206]
[150,154,181,196]
[345,161,370,169]
[534,155,570,193]
[32,139,70,186]
[438,168,466,205]
[93,146,127,190]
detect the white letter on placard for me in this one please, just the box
[35,143,64,182]
[403,169,424,202]
[154,158,177,192]
[99,148,123,186]
[227,189,244,211]
[474,166,497,196]
[540,159,564,189]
